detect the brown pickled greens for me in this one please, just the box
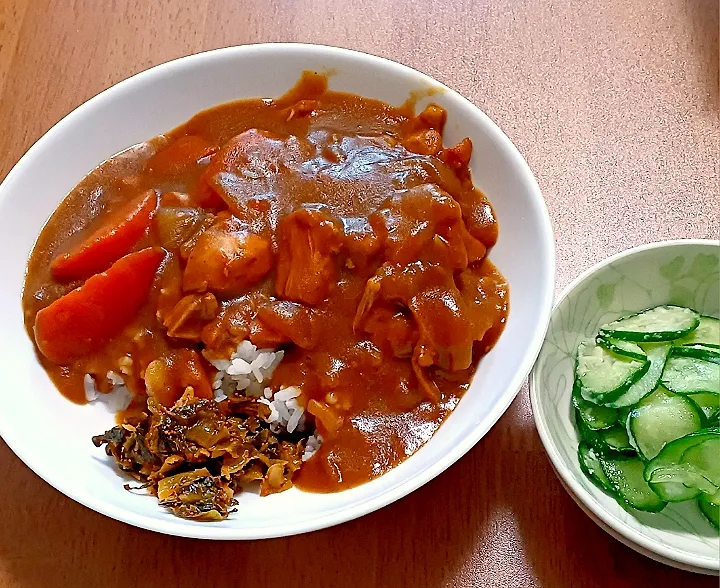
[92,391,303,520]
[23,72,508,519]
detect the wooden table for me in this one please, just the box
[0,1,718,586]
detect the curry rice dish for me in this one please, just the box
[23,73,508,521]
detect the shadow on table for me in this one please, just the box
[0,427,494,588]
[0,393,717,588]
[500,403,718,588]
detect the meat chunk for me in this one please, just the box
[457,192,499,248]
[202,129,311,232]
[340,216,381,269]
[248,319,292,349]
[417,104,447,131]
[438,137,472,174]
[457,261,509,351]
[354,262,476,388]
[144,348,214,406]
[275,207,343,306]
[201,295,258,360]
[401,129,442,156]
[154,206,214,252]
[162,293,219,341]
[254,300,320,349]
[362,305,418,358]
[370,184,485,268]
[409,285,474,372]
[183,214,273,298]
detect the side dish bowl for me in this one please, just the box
[0,44,554,539]
[530,240,719,574]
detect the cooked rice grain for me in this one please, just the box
[211,341,321,459]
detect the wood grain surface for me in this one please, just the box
[0,1,718,586]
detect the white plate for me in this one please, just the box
[0,44,554,539]
[531,240,719,573]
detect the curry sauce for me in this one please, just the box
[23,73,508,502]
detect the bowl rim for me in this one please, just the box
[529,238,720,571]
[0,42,555,539]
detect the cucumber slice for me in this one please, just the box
[698,498,719,530]
[578,442,614,493]
[681,438,720,488]
[676,316,720,348]
[617,406,632,425]
[648,465,717,501]
[661,356,720,395]
[687,392,720,422]
[572,383,618,430]
[600,305,700,342]
[644,428,720,502]
[576,411,634,455]
[704,485,720,504]
[671,344,720,364]
[576,411,610,453]
[600,426,635,455]
[604,343,671,408]
[576,341,649,403]
[628,386,704,460]
[599,454,666,512]
[596,336,647,361]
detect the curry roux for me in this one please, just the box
[23,73,508,493]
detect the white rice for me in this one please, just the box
[84,371,133,412]
[302,433,323,462]
[258,386,305,433]
[211,340,322,460]
[209,340,284,399]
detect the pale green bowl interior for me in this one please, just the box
[532,241,719,571]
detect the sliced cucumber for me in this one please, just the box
[596,336,647,361]
[687,392,720,422]
[681,438,720,489]
[651,438,720,502]
[576,411,610,454]
[617,406,632,425]
[604,343,671,408]
[698,498,719,530]
[572,383,618,430]
[671,344,720,364]
[628,386,704,460]
[576,341,649,403]
[661,356,720,395]
[600,305,700,342]
[676,316,720,348]
[644,428,720,502]
[576,411,634,455]
[577,442,614,493]
[599,454,666,512]
[573,309,720,517]
[648,465,717,501]
[704,485,720,504]
[600,426,635,455]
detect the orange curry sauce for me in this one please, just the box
[23,73,508,492]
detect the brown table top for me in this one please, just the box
[0,1,718,586]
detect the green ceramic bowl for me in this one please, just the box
[530,240,719,574]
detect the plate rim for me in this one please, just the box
[0,42,556,539]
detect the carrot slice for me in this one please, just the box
[50,190,158,281]
[35,247,166,364]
